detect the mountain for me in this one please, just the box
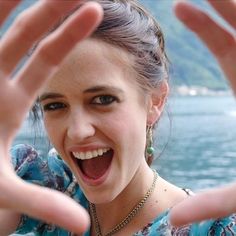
[140,0,229,91]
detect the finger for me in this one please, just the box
[169,183,236,227]
[0,0,20,26]
[208,0,236,30]
[1,176,90,234]
[0,0,85,76]
[174,1,236,93]
[174,1,236,58]
[14,1,103,100]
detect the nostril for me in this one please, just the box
[67,118,96,142]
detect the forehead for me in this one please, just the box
[42,38,137,92]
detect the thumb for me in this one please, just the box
[2,176,90,234]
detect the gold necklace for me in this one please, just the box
[89,170,158,236]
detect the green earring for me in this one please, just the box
[146,125,155,163]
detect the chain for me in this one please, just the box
[89,170,158,236]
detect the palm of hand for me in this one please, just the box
[0,1,103,234]
[170,0,236,227]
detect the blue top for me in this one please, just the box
[10,144,236,236]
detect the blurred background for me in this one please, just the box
[3,0,236,191]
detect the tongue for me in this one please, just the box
[80,153,112,179]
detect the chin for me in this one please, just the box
[81,185,121,204]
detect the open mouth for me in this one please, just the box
[71,148,114,180]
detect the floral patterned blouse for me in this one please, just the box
[10,144,236,236]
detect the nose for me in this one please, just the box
[67,110,96,142]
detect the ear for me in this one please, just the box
[147,80,169,125]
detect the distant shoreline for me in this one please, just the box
[172,85,232,97]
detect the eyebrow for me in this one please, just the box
[84,85,124,94]
[38,86,124,102]
[38,93,64,102]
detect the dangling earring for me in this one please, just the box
[146,125,155,165]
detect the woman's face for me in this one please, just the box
[39,38,154,203]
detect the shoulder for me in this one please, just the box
[135,210,236,235]
[11,145,88,235]
[134,210,191,235]
[206,214,236,235]
[11,144,72,191]
[188,214,236,235]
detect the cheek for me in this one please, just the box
[102,108,147,149]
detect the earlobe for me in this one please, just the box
[147,80,169,125]
[147,105,161,125]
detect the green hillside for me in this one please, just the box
[140,0,229,90]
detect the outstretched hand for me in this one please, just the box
[170,0,236,227]
[0,0,102,234]
[170,183,236,227]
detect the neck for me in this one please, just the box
[91,165,155,234]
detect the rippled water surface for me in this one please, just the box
[154,95,236,191]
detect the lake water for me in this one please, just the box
[14,95,236,192]
[154,95,236,191]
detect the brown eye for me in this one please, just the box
[43,102,66,111]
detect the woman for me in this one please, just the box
[0,0,235,235]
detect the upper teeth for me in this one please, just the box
[73,148,110,160]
